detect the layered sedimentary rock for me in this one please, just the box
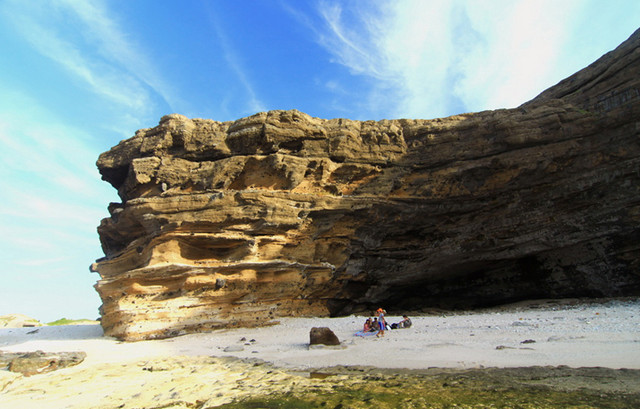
[93,29,640,340]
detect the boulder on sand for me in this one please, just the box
[309,327,340,346]
[3,351,86,376]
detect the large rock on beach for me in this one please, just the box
[2,351,86,376]
[93,29,640,340]
[309,327,341,346]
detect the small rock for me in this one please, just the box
[223,345,244,352]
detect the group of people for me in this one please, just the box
[360,308,412,337]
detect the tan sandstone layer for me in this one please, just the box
[93,29,640,340]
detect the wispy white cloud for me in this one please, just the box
[0,88,114,286]
[14,256,70,268]
[0,120,110,320]
[0,0,152,320]
[221,47,267,114]
[455,0,580,111]
[315,2,390,79]
[1,0,178,124]
[203,4,266,116]
[303,0,587,119]
[0,91,113,202]
[0,184,106,230]
[58,0,181,111]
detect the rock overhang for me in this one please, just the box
[93,28,640,341]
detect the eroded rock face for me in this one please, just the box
[93,29,640,341]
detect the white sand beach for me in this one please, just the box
[2,298,640,409]
[2,298,639,371]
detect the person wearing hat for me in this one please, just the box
[376,308,387,337]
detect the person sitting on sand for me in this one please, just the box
[398,315,412,328]
[372,317,380,331]
[363,318,372,332]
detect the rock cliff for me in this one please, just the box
[93,29,640,340]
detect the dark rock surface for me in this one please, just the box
[93,28,640,340]
[1,350,86,376]
[309,327,340,346]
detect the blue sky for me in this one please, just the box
[1,0,639,322]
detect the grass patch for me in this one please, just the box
[216,373,640,409]
[46,318,97,326]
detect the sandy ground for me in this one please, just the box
[2,298,639,371]
[2,298,640,409]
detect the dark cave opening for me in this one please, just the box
[357,256,598,314]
